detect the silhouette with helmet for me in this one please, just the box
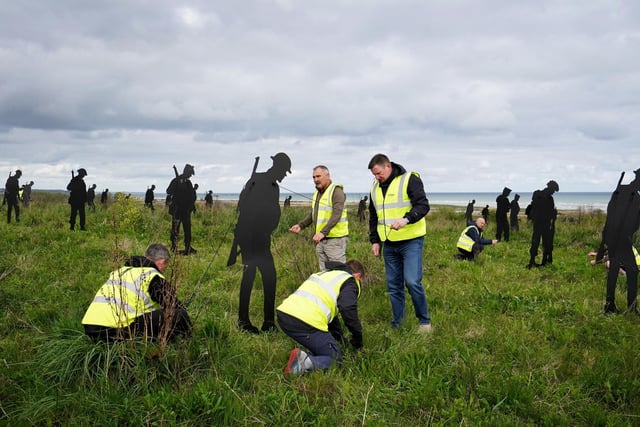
[5,169,22,223]
[166,164,197,255]
[596,169,640,314]
[67,168,88,231]
[228,153,292,334]
[527,180,559,268]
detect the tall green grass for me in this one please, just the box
[1,192,639,425]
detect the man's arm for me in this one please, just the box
[337,279,363,349]
[405,174,430,223]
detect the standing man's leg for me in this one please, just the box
[181,211,192,252]
[401,237,430,326]
[382,243,406,329]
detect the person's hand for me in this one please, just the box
[390,218,409,230]
[312,232,325,244]
[492,239,498,245]
[372,243,381,257]
[289,224,301,233]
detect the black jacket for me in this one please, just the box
[368,162,430,244]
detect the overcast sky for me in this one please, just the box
[1,1,639,195]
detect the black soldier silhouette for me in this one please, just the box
[464,199,475,224]
[22,181,34,208]
[5,170,22,223]
[527,180,559,268]
[283,195,292,208]
[495,187,511,241]
[481,205,489,223]
[67,168,88,230]
[166,164,197,255]
[597,169,640,314]
[205,190,213,208]
[357,195,368,221]
[87,184,97,211]
[228,153,292,334]
[145,185,156,211]
[101,189,109,205]
[510,194,521,232]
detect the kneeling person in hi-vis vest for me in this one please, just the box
[82,243,192,342]
[277,260,365,375]
[456,217,497,261]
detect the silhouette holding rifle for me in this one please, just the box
[5,169,22,223]
[596,169,640,314]
[166,164,197,255]
[228,153,292,334]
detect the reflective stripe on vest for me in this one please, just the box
[457,226,479,252]
[371,172,426,242]
[81,267,163,328]
[277,270,359,331]
[634,246,640,268]
[312,183,348,237]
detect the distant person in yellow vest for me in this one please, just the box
[289,165,349,271]
[278,260,365,375]
[455,217,498,261]
[81,243,191,342]
[368,153,432,332]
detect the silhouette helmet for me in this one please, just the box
[547,180,559,192]
[271,153,292,173]
[77,168,87,177]
[183,164,195,176]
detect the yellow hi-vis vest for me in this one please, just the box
[457,226,479,252]
[312,183,349,237]
[634,246,640,268]
[277,270,360,331]
[371,172,426,242]
[81,267,163,328]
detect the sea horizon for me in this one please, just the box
[32,189,610,211]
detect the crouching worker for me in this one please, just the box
[455,217,497,261]
[82,243,192,342]
[277,260,365,375]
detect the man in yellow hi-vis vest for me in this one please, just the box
[277,260,365,375]
[289,165,349,270]
[82,243,192,342]
[368,153,432,332]
[456,217,498,261]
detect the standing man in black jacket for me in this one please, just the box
[495,187,511,242]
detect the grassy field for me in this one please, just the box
[1,192,639,426]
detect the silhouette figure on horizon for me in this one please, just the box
[357,195,368,221]
[228,153,292,334]
[510,194,521,232]
[145,184,156,211]
[495,187,511,241]
[67,169,88,230]
[5,170,22,223]
[481,205,489,223]
[464,199,475,223]
[101,189,109,205]
[166,164,197,255]
[527,180,559,268]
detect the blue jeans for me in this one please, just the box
[383,237,431,328]
[277,311,342,371]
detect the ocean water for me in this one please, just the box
[101,190,610,211]
[209,191,611,211]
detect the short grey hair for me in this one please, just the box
[145,243,170,262]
